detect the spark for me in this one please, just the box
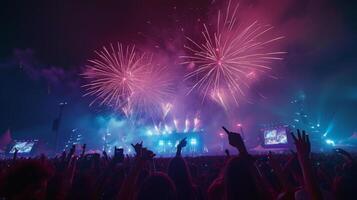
[82,43,174,119]
[181,0,285,108]
[126,64,174,119]
[161,103,173,119]
[210,89,228,110]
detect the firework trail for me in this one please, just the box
[126,64,175,119]
[161,103,173,119]
[82,43,174,119]
[181,0,286,108]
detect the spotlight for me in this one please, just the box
[159,140,164,146]
[325,139,335,146]
[190,138,197,145]
[146,130,153,136]
[184,119,190,132]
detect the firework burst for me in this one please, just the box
[181,0,286,108]
[82,43,174,119]
[126,64,175,119]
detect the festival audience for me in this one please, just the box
[0,128,355,200]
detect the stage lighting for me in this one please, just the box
[159,140,164,146]
[164,124,172,134]
[146,130,153,136]
[193,117,200,131]
[190,138,197,145]
[184,119,190,132]
[173,119,179,131]
[325,139,335,146]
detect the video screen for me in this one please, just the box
[264,127,288,145]
[9,141,35,153]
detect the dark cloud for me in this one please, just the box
[13,49,80,90]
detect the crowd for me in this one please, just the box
[0,128,355,200]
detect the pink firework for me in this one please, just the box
[82,43,174,118]
[181,0,286,108]
[126,64,175,119]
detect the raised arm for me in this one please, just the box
[117,143,155,200]
[176,137,187,157]
[222,126,248,156]
[291,129,323,200]
[12,148,18,162]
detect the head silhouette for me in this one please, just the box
[168,156,192,187]
[2,160,53,200]
[168,156,197,200]
[224,156,263,200]
[136,172,177,200]
[334,163,357,200]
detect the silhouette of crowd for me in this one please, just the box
[0,128,356,200]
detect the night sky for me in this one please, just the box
[0,0,356,141]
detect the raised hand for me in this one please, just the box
[291,129,322,200]
[291,129,310,159]
[177,138,187,149]
[131,142,143,156]
[222,126,248,155]
[176,138,187,156]
[12,148,18,161]
[111,146,124,164]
